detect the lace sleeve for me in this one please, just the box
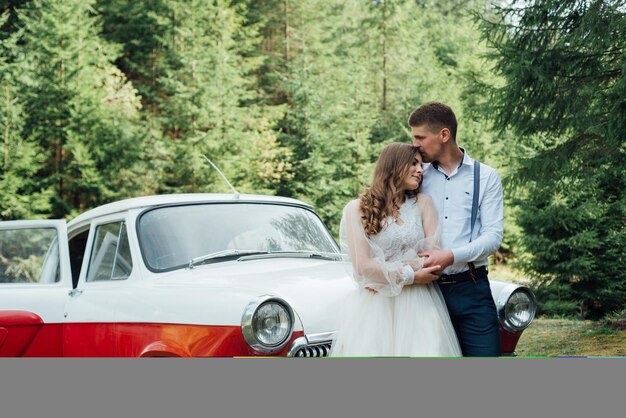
[417,193,440,251]
[339,200,410,297]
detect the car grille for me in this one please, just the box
[293,342,332,357]
[288,333,334,357]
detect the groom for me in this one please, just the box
[408,101,503,357]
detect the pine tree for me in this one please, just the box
[97,0,181,193]
[99,0,290,195]
[0,0,27,41]
[0,11,52,219]
[252,0,501,234]
[479,0,626,317]
[15,0,145,217]
[256,0,380,230]
[96,0,171,113]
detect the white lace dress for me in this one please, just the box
[331,198,462,357]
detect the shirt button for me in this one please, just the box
[445,216,448,219]
[445,197,449,200]
[446,178,450,181]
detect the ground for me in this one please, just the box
[515,317,626,357]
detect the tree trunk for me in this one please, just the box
[284,0,290,63]
[382,0,388,112]
[3,87,10,168]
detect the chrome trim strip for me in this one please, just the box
[287,332,335,357]
[306,331,335,344]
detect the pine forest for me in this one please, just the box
[1,0,625,319]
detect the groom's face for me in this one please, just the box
[411,124,443,163]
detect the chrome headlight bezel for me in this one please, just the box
[241,295,294,353]
[496,285,538,334]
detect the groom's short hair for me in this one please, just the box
[408,101,458,141]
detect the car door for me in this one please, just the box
[0,220,72,356]
[62,216,135,356]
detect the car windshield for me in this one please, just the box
[137,202,339,272]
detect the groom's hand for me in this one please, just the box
[413,265,441,285]
[419,249,454,272]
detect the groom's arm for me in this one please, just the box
[421,169,504,271]
[451,169,504,265]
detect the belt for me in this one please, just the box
[437,266,487,284]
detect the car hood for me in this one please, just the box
[153,257,356,334]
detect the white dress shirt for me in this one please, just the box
[420,150,504,274]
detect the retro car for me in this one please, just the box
[0,193,536,357]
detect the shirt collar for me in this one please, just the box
[431,147,473,172]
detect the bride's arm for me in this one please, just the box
[416,193,452,272]
[417,193,440,249]
[397,194,442,285]
[340,200,413,296]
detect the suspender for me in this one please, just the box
[470,160,480,241]
[468,160,480,282]
[435,157,480,235]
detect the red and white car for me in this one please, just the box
[0,193,536,357]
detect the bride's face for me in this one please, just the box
[400,155,424,192]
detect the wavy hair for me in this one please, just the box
[359,143,420,237]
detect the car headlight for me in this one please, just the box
[497,286,537,333]
[241,296,294,353]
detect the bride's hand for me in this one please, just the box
[412,265,441,285]
[405,257,425,270]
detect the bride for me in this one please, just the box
[331,142,461,357]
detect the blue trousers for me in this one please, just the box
[437,272,501,357]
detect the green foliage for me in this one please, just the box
[0,254,43,283]
[0,11,53,219]
[98,0,291,195]
[0,0,27,41]
[479,0,626,318]
[158,0,289,194]
[250,0,379,231]
[9,0,147,218]
[249,0,501,234]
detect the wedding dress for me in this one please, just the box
[330,196,462,357]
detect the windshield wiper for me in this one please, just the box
[237,251,343,262]
[188,249,269,269]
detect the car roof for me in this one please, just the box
[67,193,313,228]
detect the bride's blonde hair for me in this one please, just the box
[359,143,420,237]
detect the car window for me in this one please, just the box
[86,221,133,282]
[0,227,60,284]
[137,203,339,272]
